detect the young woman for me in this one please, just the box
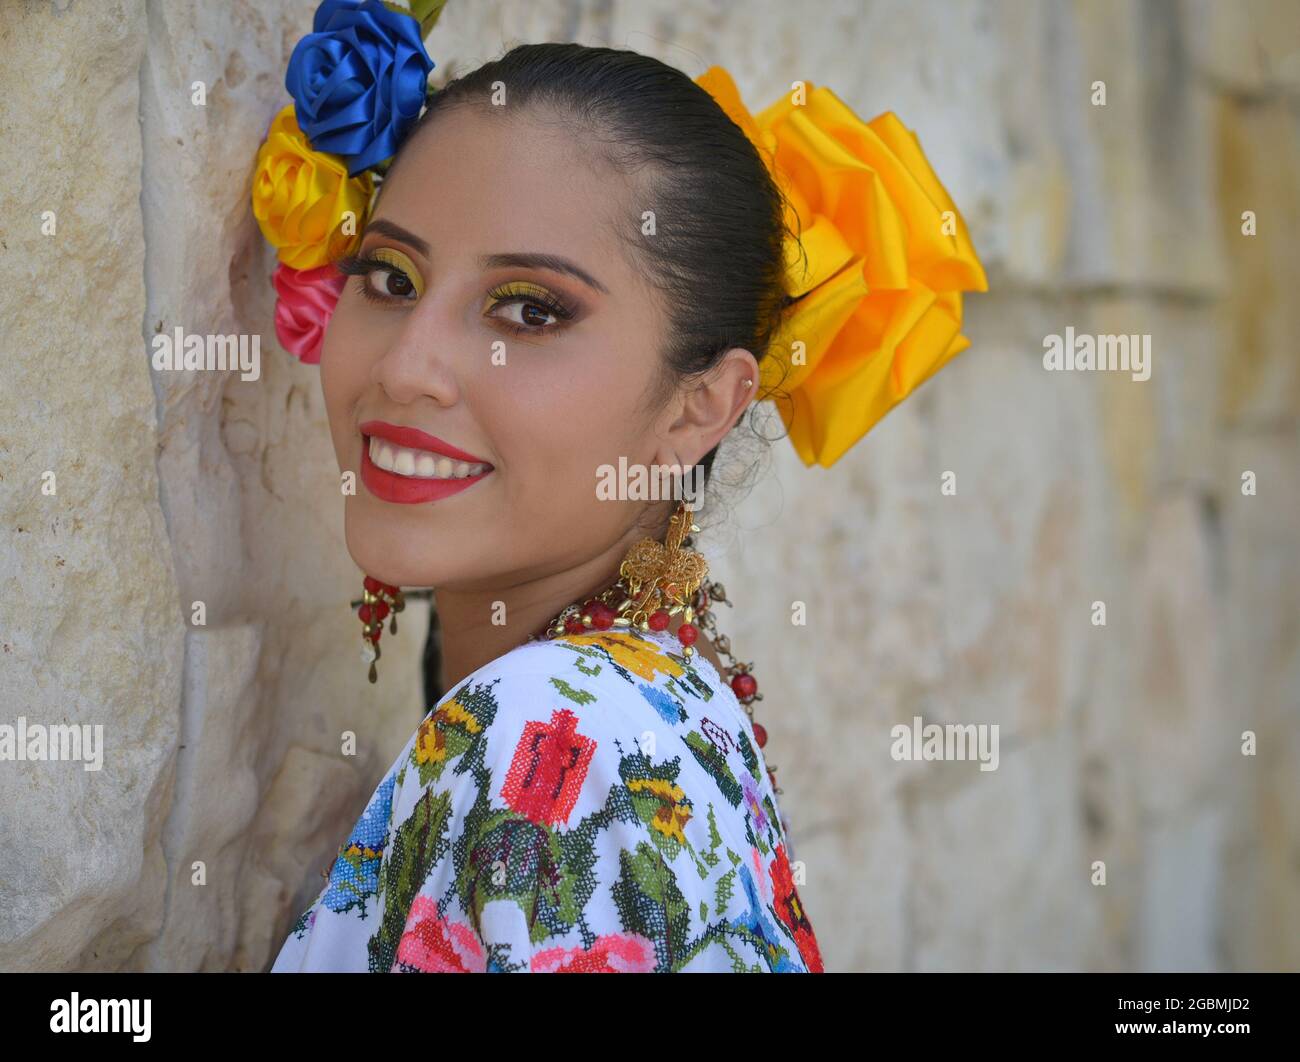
[256,13,985,973]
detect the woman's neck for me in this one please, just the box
[431,512,722,692]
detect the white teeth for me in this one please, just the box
[368,435,489,480]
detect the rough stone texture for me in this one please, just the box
[0,0,1296,973]
[0,0,428,974]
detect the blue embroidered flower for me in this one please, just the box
[730,863,799,972]
[637,682,685,724]
[285,0,434,175]
[322,773,394,915]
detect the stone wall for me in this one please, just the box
[0,0,1295,972]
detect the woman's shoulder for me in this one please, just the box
[438,625,744,737]
[273,624,824,972]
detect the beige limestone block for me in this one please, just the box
[0,2,183,971]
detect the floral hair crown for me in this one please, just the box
[251,2,988,469]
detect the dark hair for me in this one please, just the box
[388,42,796,496]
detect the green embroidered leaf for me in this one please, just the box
[737,726,761,779]
[670,664,714,702]
[460,811,574,945]
[715,866,737,912]
[366,787,453,972]
[549,677,597,706]
[289,904,313,941]
[411,679,501,788]
[701,802,724,868]
[763,794,783,841]
[684,730,743,807]
[611,841,691,972]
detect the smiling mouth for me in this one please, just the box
[357,420,494,504]
[366,436,491,480]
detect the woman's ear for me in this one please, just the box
[653,346,759,470]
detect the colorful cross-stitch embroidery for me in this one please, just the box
[271,624,823,973]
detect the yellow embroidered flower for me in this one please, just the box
[251,104,373,270]
[695,68,989,468]
[560,630,685,682]
[413,696,482,766]
[413,715,446,767]
[437,697,482,734]
[627,778,693,844]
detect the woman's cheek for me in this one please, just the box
[318,314,362,470]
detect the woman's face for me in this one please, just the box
[320,104,680,592]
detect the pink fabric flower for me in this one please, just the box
[272,262,346,364]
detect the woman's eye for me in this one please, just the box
[484,282,575,334]
[366,268,416,300]
[491,300,558,329]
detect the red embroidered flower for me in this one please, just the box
[500,708,596,827]
[768,843,824,973]
[392,895,487,972]
[531,933,657,973]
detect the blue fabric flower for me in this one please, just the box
[286,0,434,176]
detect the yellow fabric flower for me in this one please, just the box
[251,104,373,270]
[695,68,989,468]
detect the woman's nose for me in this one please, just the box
[369,299,460,408]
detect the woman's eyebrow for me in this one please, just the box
[358,223,608,296]
[360,218,430,257]
[478,252,609,295]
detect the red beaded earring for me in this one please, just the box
[358,576,405,683]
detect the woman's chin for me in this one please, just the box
[342,513,434,588]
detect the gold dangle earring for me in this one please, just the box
[542,497,777,793]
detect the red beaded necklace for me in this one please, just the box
[534,502,779,795]
[355,504,779,795]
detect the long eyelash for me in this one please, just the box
[486,283,575,334]
[335,253,390,277]
[335,253,411,304]
[333,259,576,328]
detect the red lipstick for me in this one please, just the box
[358,420,493,505]
[359,421,491,463]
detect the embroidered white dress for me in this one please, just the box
[270,624,823,972]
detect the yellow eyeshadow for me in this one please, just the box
[370,246,425,296]
[482,280,558,311]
